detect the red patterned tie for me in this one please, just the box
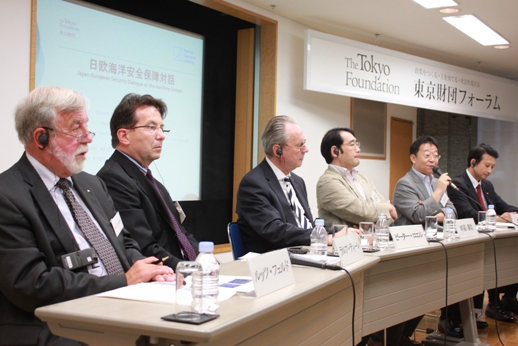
[476,184,486,211]
[146,169,197,260]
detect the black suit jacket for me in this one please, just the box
[447,170,518,222]
[0,153,141,345]
[236,159,314,254]
[97,150,198,270]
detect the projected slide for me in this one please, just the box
[35,0,204,200]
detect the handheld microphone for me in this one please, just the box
[432,166,459,191]
[289,253,342,270]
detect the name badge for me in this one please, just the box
[389,225,428,249]
[110,212,124,237]
[247,249,295,298]
[174,201,186,223]
[456,218,479,238]
[333,234,364,266]
[440,193,449,207]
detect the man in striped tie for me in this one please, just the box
[0,86,175,345]
[236,116,349,254]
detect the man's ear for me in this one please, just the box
[117,128,130,145]
[410,154,417,164]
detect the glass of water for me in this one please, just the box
[478,211,487,232]
[425,215,438,240]
[359,222,375,250]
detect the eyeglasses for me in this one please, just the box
[125,125,170,134]
[422,153,441,160]
[43,127,95,142]
[345,141,361,148]
[284,139,307,151]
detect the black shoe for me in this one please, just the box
[501,297,518,314]
[476,320,489,329]
[485,302,517,323]
[438,318,464,338]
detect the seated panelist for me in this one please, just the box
[0,86,174,345]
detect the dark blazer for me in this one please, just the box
[447,170,518,222]
[236,159,314,254]
[97,150,198,270]
[0,153,140,346]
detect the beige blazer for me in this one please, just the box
[316,166,393,227]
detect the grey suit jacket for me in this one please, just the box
[0,153,141,345]
[393,168,456,226]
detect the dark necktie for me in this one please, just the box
[57,178,124,275]
[476,184,486,211]
[146,169,197,260]
[284,177,311,229]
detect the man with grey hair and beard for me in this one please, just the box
[0,86,174,345]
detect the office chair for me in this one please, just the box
[227,222,245,260]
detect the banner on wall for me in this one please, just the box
[304,29,518,121]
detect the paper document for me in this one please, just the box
[97,275,253,305]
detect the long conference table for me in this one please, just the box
[35,231,518,345]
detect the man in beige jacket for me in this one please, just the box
[316,127,397,227]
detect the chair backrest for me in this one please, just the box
[227,222,245,260]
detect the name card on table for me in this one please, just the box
[511,214,518,226]
[247,249,295,298]
[333,234,364,266]
[389,225,428,250]
[456,218,479,238]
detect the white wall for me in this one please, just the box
[478,118,518,206]
[0,0,31,171]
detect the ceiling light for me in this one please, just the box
[494,45,510,50]
[443,15,509,46]
[439,8,459,14]
[413,0,458,9]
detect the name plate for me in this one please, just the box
[247,249,295,298]
[389,225,428,249]
[456,218,479,238]
[333,234,364,266]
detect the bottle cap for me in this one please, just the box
[199,241,214,252]
[315,218,325,226]
[488,204,495,209]
[378,214,387,219]
[445,207,453,214]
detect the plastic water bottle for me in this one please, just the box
[310,218,327,261]
[486,204,497,232]
[443,208,456,241]
[192,241,219,314]
[375,214,389,249]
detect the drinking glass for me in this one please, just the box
[478,211,487,232]
[359,222,375,250]
[425,215,438,240]
[174,261,202,320]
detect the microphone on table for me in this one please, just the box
[432,166,459,191]
[289,253,342,271]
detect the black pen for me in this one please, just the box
[152,256,169,264]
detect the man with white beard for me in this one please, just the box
[0,86,174,345]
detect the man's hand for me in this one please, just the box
[125,257,175,285]
[328,226,363,245]
[385,200,398,220]
[498,212,516,223]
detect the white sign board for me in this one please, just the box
[456,218,479,238]
[333,234,364,266]
[247,249,295,298]
[389,225,428,250]
[305,29,518,121]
